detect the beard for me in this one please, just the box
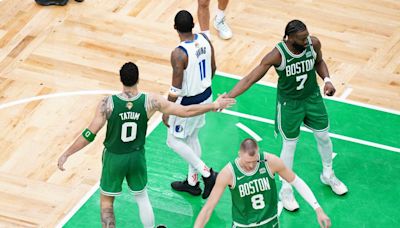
[293,43,306,52]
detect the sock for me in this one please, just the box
[201,30,211,40]
[313,130,333,177]
[167,133,210,178]
[215,8,225,21]
[188,165,198,186]
[134,189,154,228]
[280,139,298,190]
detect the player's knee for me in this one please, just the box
[314,130,330,143]
[198,0,210,8]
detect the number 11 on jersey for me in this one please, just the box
[199,59,206,80]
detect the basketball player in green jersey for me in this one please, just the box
[194,138,331,228]
[57,62,235,228]
[226,20,348,211]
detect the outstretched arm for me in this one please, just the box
[57,97,110,171]
[266,153,331,228]
[146,93,235,118]
[312,36,335,96]
[227,48,281,98]
[194,165,232,228]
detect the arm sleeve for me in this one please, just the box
[290,175,320,210]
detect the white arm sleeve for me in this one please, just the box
[290,175,320,210]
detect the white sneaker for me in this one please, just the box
[279,188,299,211]
[320,173,348,195]
[213,16,233,40]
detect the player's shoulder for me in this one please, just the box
[310,36,321,49]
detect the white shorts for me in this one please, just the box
[168,95,212,138]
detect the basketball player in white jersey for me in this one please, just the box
[162,10,217,199]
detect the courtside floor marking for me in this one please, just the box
[222,109,400,153]
[236,122,262,141]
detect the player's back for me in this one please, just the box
[178,33,212,97]
[103,93,148,154]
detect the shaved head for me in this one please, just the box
[240,138,259,156]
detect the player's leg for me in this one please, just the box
[167,133,209,196]
[304,92,348,195]
[213,0,232,39]
[126,150,155,228]
[275,99,304,211]
[198,0,211,38]
[186,128,218,199]
[100,194,115,228]
[99,149,125,227]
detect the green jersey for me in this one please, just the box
[275,36,319,100]
[229,152,278,227]
[103,93,148,154]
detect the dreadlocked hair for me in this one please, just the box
[283,20,307,41]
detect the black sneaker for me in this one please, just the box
[202,168,218,199]
[171,179,202,196]
[156,225,167,228]
[35,0,68,6]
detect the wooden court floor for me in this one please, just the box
[0,0,399,227]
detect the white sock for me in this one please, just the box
[188,164,198,186]
[201,30,211,40]
[134,189,154,228]
[280,139,298,190]
[313,130,334,177]
[215,8,225,21]
[167,133,210,178]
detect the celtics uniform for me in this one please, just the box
[100,93,148,196]
[229,153,278,228]
[274,36,329,140]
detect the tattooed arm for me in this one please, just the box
[57,96,109,171]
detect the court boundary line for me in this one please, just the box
[216,71,400,115]
[222,109,400,153]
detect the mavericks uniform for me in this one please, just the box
[168,33,213,138]
[274,36,329,140]
[100,93,148,196]
[229,153,278,228]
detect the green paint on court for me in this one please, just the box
[63,75,400,228]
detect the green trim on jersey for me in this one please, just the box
[103,93,148,154]
[229,153,278,227]
[275,36,319,100]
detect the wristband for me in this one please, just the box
[169,86,182,97]
[323,77,332,84]
[82,128,96,142]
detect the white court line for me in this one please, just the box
[332,152,337,159]
[339,87,353,99]
[0,90,119,110]
[236,122,262,141]
[55,182,100,228]
[216,71,400,115]
[222,109,400,153]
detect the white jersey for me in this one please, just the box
[179,33,212,97]
[168,33,213,138]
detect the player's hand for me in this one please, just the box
[162,113,170,127]
[324,82,336,96]
[316,207,331,228]
[57,153,69,171]
[213,93,236,111]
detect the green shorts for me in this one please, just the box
[100,148,147,196]
[275,91,329,140]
